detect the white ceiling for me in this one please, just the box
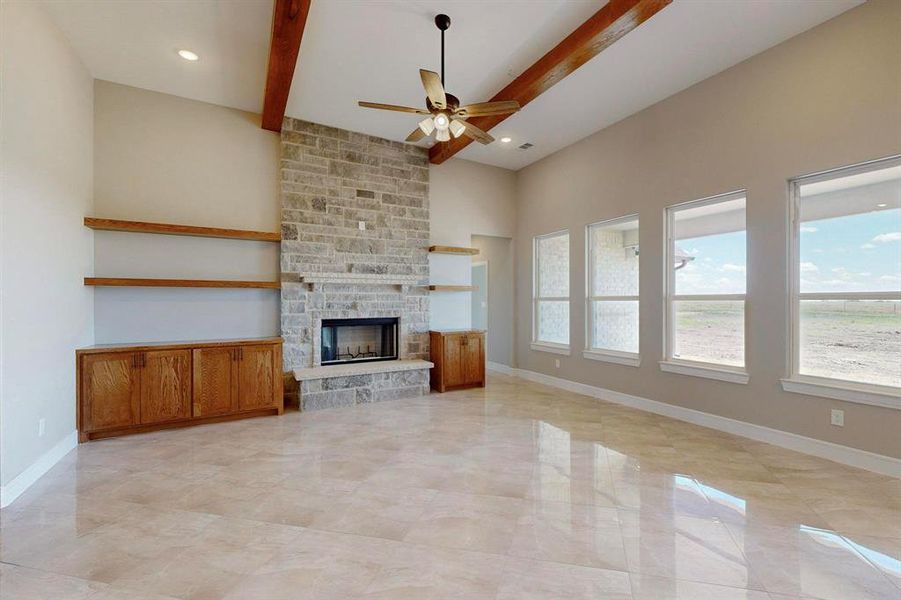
[39,0,274,113]
[41,0,861,171]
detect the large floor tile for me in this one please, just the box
[725,522,900,600]
[0,373,896,599]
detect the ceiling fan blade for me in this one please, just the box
[419,69,446,109]
[455,100,521,118]
[405,127,427,143]
[454,119,494,145]
[358,101,430,115]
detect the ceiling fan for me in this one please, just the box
[358,14,520,145]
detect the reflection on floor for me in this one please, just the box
[1,373,899,599]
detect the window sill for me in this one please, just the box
[659,360,749,384]
[781,377,900,410]
[583,349,640,367]
[531,342,571,356]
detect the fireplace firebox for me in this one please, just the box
[320,317,399,365]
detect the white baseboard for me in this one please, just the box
[486,361,516,376]
[496,367,901,478]
[1,430,78,508]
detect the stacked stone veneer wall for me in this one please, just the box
[278,118,431,409]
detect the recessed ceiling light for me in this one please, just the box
[877,203,888,208]
[500,137,512,143]
[178,50,199,61]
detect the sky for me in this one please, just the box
[799,208,901,293]
[676,231,746,295]
[674,208,900,295]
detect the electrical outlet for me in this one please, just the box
[830,409,844,427]
[555,359,560,369]
[38,418,46,437]
[358,221,366,231]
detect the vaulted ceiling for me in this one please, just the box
[41,0,861,170]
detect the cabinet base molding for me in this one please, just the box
[78,407,282,442]
[76,338,284,442]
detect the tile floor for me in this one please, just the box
[1,373,899,599]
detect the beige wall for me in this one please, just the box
[514,0,901,458]
[1,2,94,495]
[430,158,516,330]
[93,81,281,343]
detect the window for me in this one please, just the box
[533,230,570,353]
[663,191,747,382]
[585,215,640,365]
[785,156,900,406]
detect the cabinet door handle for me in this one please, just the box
[239,347,244,361]
[140,353,146,368]
[131,354,137,369]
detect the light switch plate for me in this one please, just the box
[358,221,366,231]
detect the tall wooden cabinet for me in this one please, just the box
[77,338,283,441]
[429,330,486,392]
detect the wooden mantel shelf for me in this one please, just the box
[84,217,281,242]
[85,277,280,289]
[428,245,480,255]
[428,285,477,292]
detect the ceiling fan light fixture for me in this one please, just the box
[448,119,465,139]
[433,113,450,131]
[357,13,522,147]
[418,117,435,135]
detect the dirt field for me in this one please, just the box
[674,300,900,387]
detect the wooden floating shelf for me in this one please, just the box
[84,217,281,242]
[428,245,480,255]
[428,285,478,292]
[85,277,280,289]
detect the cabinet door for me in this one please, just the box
[237,345,276,411]
[443,335,464,388]
[192,347,238,417]
[462,334,484,386]
[82,352,140,432]
[140,349,192,424]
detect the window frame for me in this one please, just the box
[662,189,749,383]
[584,214,641,367]
[532,229,571,355]
[783,155,901,409]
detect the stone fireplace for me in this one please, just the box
[279,118,432,410]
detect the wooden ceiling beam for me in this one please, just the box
[261,0,312,132]
[428,0,671,165]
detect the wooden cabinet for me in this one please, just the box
[81,352,141,432]
[429,330,486,392]
[461,334,485,386]
[192,347,238,417]
[140,349,192,424]
[237,344,279,411]
[77,338,283,442]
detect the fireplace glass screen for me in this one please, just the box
[320,317,398,365]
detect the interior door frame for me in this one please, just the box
[471,260,489,331]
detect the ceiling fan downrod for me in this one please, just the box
[435,14,450,86]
